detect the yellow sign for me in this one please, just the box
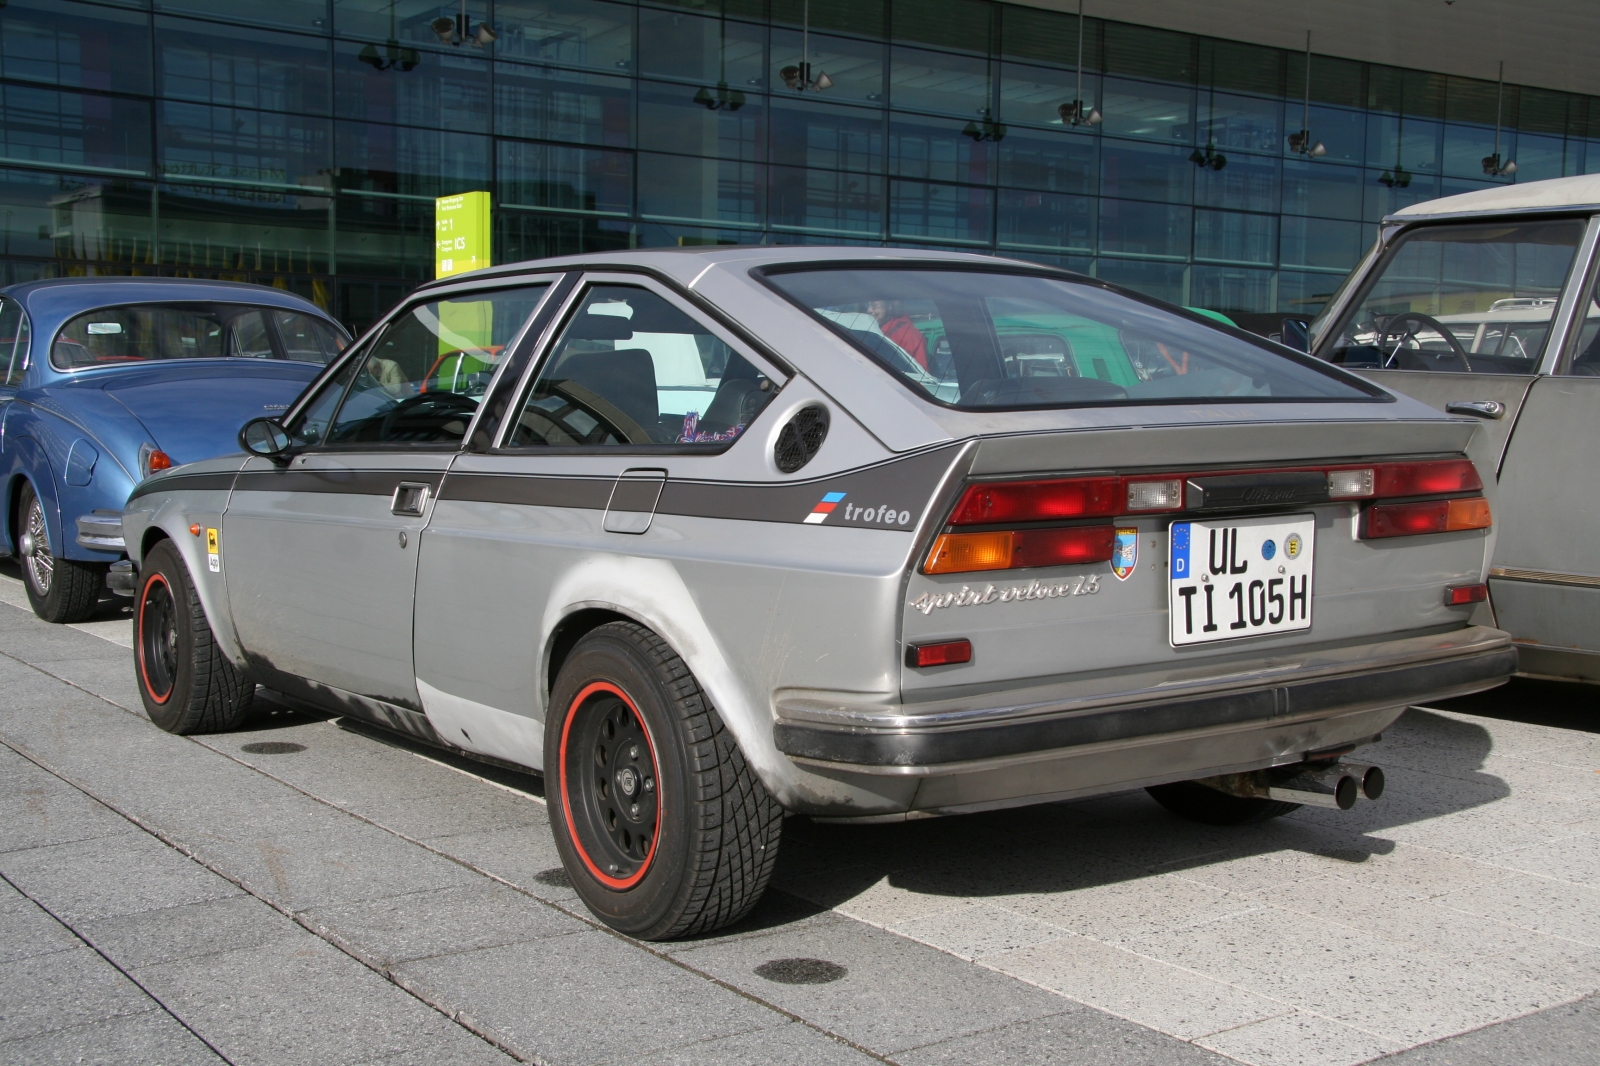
[435,191,491,278]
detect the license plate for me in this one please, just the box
[1169,515,1314,647]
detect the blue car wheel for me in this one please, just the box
[17,480,103,624]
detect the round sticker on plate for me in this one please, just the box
[1261,539,1277,561]
[1285,533,1302,559]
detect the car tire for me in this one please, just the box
[546,620,783,940]
[17,481,104,624]
[1146,781,1301,825]
[135,539,255,734]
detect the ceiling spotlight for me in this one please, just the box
[473,23,497,46]
[780,63,831,92]
[963,110,1007,143]
[1482,62,1516,178]
[1057,100,1101,126]
[359,38,420,72]
[1482,153,1517,177]
[1378,165,1412,189]
[431,16,456,43]
[694,81,746,111]
[432,2,495,48]
[1286,129,1327,157]
[1191,143,1227,170]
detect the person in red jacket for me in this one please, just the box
[868,299,930,370]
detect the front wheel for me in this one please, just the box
[1146,781,1300,825]
[135,539,254,734]
[546,621,783,940]
[17,481,104,624]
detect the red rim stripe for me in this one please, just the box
[558,680,662,891]
[136,572,174,705]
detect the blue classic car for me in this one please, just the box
[0,278,348,622]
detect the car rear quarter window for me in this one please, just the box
[765,267,1377,409]
[0,298,27,386]
[274,311,346,363]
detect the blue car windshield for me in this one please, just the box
[51,303,345,370]
[765,268,1379,409]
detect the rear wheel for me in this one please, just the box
[1146,781,1300,826]
[17,481,103,624]
[547,621,783,940]
[135,539,254,734]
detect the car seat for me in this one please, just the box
[549,348,660,434]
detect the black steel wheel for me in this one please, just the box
[16,480,103,624]
[1146,780,1300,825]
[135,539,254,734]
[547,621,784,940]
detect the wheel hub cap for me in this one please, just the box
[561,685,660,888]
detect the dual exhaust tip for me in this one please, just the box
[1199,761,1385,811]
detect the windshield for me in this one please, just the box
[765,268,1375,408]
[1319,220,1584,374]
[51,303,346,369]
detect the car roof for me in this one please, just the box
[1388,174,1600,221]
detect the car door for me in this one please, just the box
[1488,257,1600,676]
[413,274,785,767]
[222,282,552,711]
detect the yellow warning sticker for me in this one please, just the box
[206,528,218,553]
[206,527,220,573]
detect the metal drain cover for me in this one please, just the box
[240,741,306,755]
[754,958,847,985]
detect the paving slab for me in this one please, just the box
[0,832,243,924]
[897,1008,1232,1066]
[0,945,157,1043]
[0,1009,224,1066]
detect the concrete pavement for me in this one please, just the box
[0,566,1595,1066]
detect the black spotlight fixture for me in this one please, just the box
[1482,62,1518,177]
[1056,0,1101,127]
[1190,142,1227,170]
[781,0,832,92]
[963,109,1007,143]
[1377,165,1412,189]
[432,0,496,47]
[694,4,746,110]
[1286,32,1328,157]
[358,1,419,72]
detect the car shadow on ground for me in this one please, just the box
[767,705,1511,912]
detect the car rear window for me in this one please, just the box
[764,268,1377,408]
[51,303,342,369]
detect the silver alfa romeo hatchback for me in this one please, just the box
[120,248,1514,938]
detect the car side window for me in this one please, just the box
[274,311,346,363]
[325,285,548,446]
[287,359,359,445]
[506,285,777,448]
[0,299,26,386]
[1562,269,1600,376]
[231,310,275,358]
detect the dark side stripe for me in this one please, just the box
[233,469,445,496]
[127,470,239,502]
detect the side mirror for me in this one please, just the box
[1280,318,1311,353]
[239,417,292,464]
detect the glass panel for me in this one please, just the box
[889,112,993,184]
[0,0,153,95]
[1280,158,1364,221]
[888,179,992,244]
[1321,219,1583,373]
[288,357,358,445]
[335,41,488,133]
[7,316,28,385]
[1278,270,1347,319]
[493,62,631,147]
[638,79,764,162]
[996,127,1095,195]
[1194,150,1278,213]
[1098,77,1192,145]
[1094,258,1186,304]
[1280,216,1366,271]
[332,0,489,47]
[999,61,1097,131]
[499,140,630,214]
[159,103,332,191]
[274,310,346,362]
[769,97,884,174]
[996,188,1092,253]
[766,268,1372,409]
[1513,132,1566,183]
[1565,266,1600,376]
[1098,198,1190,258]
[888,45,988,118]
[636,151,762,225]
[333,194,433,280]
[769,29,883,106]
[1194,209,1276,265]
[161,0,329,33]
[1190,265,1273,315]
[1100,139,1191,204]
[637,7,764,86]
[52,303,304,367]
[1363,168,1441,221]
[334,122,490,199]
[509,284,777,447]
[157,178,332,276]
[0,85,153,174]
[1286,104,1364,166]
[327,285,549,444]
[493,0,634,72]
[1366,114,1441,177]
[0,298,22,385]
[768,163,882,236]
[1201,92,1281,154]
[156,16,330,115]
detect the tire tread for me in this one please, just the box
[140,540,254,734]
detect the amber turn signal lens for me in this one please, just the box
[925,526,1116,574]
[147,450,172,473]
[925,531,1013,574]
[1445,496,1491,531]
[1364,496,1491,538]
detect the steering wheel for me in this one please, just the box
[378,391,480,441]
[1377,311,1473,372]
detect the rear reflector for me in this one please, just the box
[1364,496,1492,538]
[950,477,1120,525]
[1126,479,1183,512]
[925,525,1115,574]
[907,639,973,668]
[1444,583,1489,606]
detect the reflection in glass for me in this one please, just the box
[889,179,992,243]
[158,17,331,115]
[1,0,152,95]
[498,140,630,214]
[494,0,634,72]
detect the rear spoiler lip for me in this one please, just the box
[777,626,1515,772]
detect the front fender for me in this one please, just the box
[2,433,61,560]
[124,477,246,669]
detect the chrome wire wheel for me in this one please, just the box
[137,572,179,704]
[19,495,53,596]
[559,681,661,890]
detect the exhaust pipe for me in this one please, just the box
[1198,760,1384,811]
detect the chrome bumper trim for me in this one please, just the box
[773,627,1515,770]
[75,510,125,551]
[1490,567,1600,590]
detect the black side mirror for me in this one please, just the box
[239,417,292,465]
[1280,318,1311,353]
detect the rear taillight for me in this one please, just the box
[1327,459,1482,500]
[1365,496,1491,538]
[950,477,1120,525]
[1444,583,1489,606]
[925,526,1115,574]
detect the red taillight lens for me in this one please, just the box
[1444,583,1489,606]
[1365,496,1491,538]
[908,639,973,668]
[925,525,1115,574]
[1374,459,1481,498]
[950,477,1120,525]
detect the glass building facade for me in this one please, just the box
[4,0,1600,332]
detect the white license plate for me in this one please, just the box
[1169,514,1314,647]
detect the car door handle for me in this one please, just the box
[1445,400,1506,420]
[391,482,431,516]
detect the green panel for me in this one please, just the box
[1200,39,1282,98]
[772,0,882,36]
[435,190,492,278]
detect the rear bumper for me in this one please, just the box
[774,626,1515,772]
[75,510,125,552]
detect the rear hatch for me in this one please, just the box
[901,412,1490,696]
